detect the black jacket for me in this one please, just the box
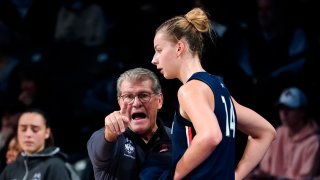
[87,119,172,180]
[0,146,73,180]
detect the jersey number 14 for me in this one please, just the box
[221,96,236,138]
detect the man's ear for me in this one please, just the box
[157,93,164,110]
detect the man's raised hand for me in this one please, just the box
[104,102,132,141]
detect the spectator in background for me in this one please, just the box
[215,0,311,126]
[54,0,109,47]
[0,102,23,172]
[0,103,23,150]
[0,134,21,173]
[247,87,320,179]
[0,108,78,180]
[18,72,42,107]
[13,66,52,112]
[5,134,21,165]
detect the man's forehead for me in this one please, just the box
[121,80,152,89]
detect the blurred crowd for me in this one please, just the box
[0,0,319,179]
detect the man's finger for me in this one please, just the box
[120,102,131,119]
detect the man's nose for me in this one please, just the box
[131,96,143,106]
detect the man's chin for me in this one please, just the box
[130,126,148,134]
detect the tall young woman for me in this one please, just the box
[152,7,276,180]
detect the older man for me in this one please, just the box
[87,68,172,180]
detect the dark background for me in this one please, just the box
[1,0,319,173]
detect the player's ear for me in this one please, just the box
[176,41,185,56]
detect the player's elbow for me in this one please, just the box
[256,125,277,144]
[204,131,222,150]
[269,126,277,142]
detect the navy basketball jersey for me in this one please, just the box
[172,72,236,179]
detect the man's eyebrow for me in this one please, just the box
[122,91,151,94]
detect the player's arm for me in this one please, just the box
[233,98,276,180]
[174,80,222,179]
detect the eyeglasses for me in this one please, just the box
[119,92,160,104]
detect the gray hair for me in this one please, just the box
[116,68,162,96]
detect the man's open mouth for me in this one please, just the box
[131,112,147,120]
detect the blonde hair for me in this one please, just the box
[156,8,214,58]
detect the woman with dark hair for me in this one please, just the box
[0,108,76,180]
